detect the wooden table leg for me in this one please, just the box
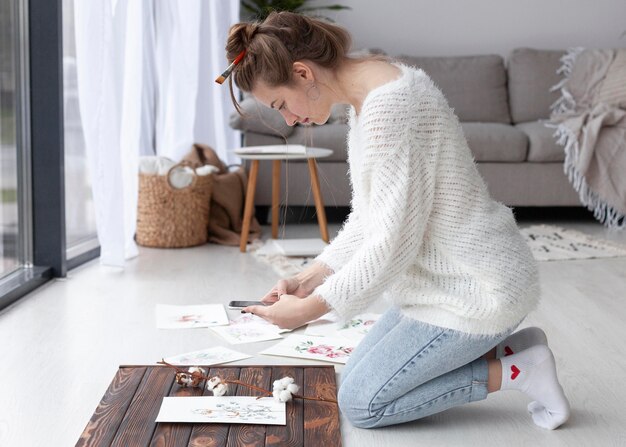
[307,159,329,243]
[272,160,281,239]
[240,160,259,252]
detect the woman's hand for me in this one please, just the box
[244,294,329,330]
[260,262,334,304]
[260,277,310,304]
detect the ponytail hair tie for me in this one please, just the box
[215,49,246,85]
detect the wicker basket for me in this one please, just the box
[136,162,213,248]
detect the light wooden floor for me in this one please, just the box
[1,221,625,446]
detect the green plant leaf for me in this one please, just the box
[242,0,351,20]
[241,0,261,14]
[298,5,352,12]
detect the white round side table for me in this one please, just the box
[234,145,333,252]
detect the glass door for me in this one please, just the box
[62,0,98,259]
[0,0,21,278]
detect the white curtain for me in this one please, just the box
[74,0,240,267]
[196,1,242,165]
[154,1,200,160]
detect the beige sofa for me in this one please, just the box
[229,48,580,209]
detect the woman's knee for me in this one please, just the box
[338,380,385,429]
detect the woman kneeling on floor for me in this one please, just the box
[219,11,570,430]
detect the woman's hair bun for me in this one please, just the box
[226,23,259,60]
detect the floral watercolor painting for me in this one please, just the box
[210,323,283,344]
[339,315,378,331]
[163,346,251,366]
[260,334,356,364]
[156,396,286,425]
[295,340,353,359]
[229,313,291,333]
[156,304,229,329]
[304,312,381,341]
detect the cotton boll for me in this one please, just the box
[275,377,295,390]
[207,376,221,391]
[279,390,293,402]
[187,367,207,387]
[273,388,293,402]
[213,383,228,397]
[188,366,207,376]
[272,376,299,402]
[206,376,228,396]
[280,377,294,387]
[176,372,194,387]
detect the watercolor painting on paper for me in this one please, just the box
[210,323,283,344]
[156,304,229,329]
[304,312,380,341]
[260,334,355,364]
[229,313,290,333]
[156,396,286,425]
[163,346,252,366]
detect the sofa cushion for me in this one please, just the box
[397,54,511,123]
[461,123,528,162]
[229,96,295,138]
[328,103,350,124]
[508,48,565,123]
[515,121,564,162]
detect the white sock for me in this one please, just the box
[500,344,570,430]
[496,327,548,358]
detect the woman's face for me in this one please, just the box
[251,64,333,126]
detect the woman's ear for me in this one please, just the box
[292,61,314,82]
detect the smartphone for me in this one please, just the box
[228,300,266,309]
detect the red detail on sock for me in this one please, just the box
[504,346,514,356]
[510,365,520,380]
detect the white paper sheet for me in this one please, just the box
[234,144,306,155]
[229,313,290,333]
[256,238,327,256]
[163,346,252,366]
[156,304,229,329]
[260,334,356,364]
[210,323,283,344]
[304,313,381,342]
[156,396,286,425]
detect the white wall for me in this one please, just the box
[315,0,626,59]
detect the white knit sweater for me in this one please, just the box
[314,64,539,336]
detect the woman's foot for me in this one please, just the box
[499,344,570,429]
[496,327,548,358]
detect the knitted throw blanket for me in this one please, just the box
[548,48,626,228]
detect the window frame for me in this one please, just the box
[0,0,99,312]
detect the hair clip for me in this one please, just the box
[215,49,246,84]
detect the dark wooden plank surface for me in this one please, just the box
[150,371,205,447]
[266,366,304,447]
[110,367,176,447]
[226,367,273,447]
[188,367,241,447]
[78,365,340,447]
[303,367,342,447]
[76,367,147,447]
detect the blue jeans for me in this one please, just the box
[338,307,517,428]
